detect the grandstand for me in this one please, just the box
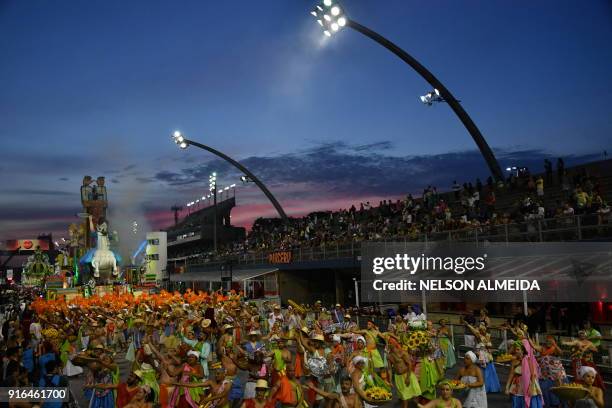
[165,196,245,269]
[167,158,611,303]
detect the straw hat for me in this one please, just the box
[201,319,212,328]
[248,330,260,336]
[255,379,269,389]
[222,324,233,330]
[312,334,325,342]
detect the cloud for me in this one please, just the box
[153,142,602,200]
[2,189,76,197]
[0,141,603,241]
[58,177,69,181]
[135,177,155,184]
[123,164,137,171]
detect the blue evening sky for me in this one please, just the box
[1,0,611,240]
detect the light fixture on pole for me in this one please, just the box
[170,130,288,221]
[310,0,347,38]
[172,131,188,149]
[209,172,218,253]
[308,1,505,182]
[506,166,519,177]
[419,88,446,106]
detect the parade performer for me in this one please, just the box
[270,365,306,408]
[167,350,205,408]
[352,321,386,371]
[505,341,543,408]
[307,376,363,408]
[456,351,487,408]
[240,379,275,408]
[417,381,463,408]
[563,330,605,389]
[388,337,421,408]
[85,353,119,408]
[465,322,501,393]
[532,336,567,407]
[176,365,233,408]
[349,356,384,408]
[574,366,605,408]
[98,371,142,408]
[437,319,456,369]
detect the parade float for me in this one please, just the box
[76,175,123,294]
[21,247,54,287]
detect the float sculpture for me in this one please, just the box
[22,247,54,287]
[78,175,121,287]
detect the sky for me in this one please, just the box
[1,0,612,247]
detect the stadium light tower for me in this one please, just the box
[309,0,504,182]
[171,131,289,222]
[209,172,218,253]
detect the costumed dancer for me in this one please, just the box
[574,366,604,408]
[437,319,456,369]
[505,340,543,408]
[456,351,487,408]
[465,321,500,393]
[388,337,421,408]
[563,330,605,390]
[533,336,567,407]
[417,381,463,408]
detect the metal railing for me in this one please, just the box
[187,213,611,268]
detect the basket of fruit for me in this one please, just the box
[448,380,467,390]
[495,353,514,363]
[365,386,392,403]
[551,383,589,402]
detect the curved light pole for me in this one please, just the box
[172,131,289,222]
[311,1,504,182]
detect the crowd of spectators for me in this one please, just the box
[173,159,610,263]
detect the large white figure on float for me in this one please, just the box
[91,219,118,278]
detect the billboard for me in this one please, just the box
[6,239,50,251]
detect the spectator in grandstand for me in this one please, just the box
[544,159,553,184]
[536,176,544,197]
[557,157,565,181]
[452,180,461,200]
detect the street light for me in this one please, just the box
[171,131,288,222]
[309,0,504,182]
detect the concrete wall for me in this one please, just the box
[278,268,360,306]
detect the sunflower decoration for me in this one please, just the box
[405,329,432,354]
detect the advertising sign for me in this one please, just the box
[6,239,50,251]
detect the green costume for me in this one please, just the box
[394,372,422,401]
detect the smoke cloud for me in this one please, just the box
[107,178,153,265]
